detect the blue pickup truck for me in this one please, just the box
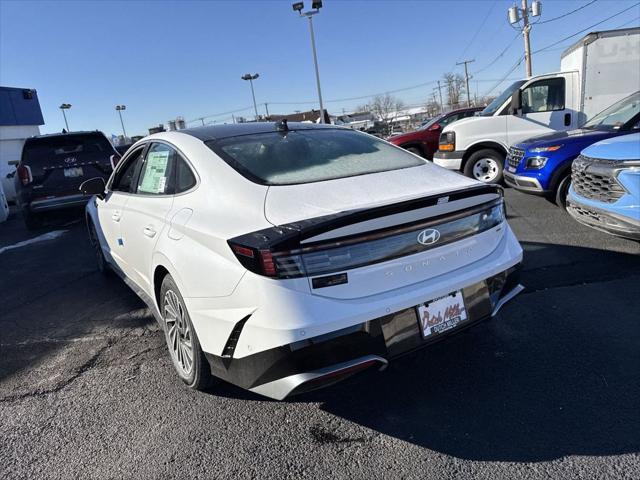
[504,92,640,207]
[567,133,640,240]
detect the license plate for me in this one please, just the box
[64,167,83,177]
[507,166,516,173]
[416,290,467,339]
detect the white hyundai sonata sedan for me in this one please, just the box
[81,122,523,400]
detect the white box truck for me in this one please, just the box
[433,27,640,183]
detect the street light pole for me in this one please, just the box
[293,1,326,123]
[59,103,71,131]
[241,73,260,120]
[115,105,127,139]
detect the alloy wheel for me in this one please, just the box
[163,290,194,375]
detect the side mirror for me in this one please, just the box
[510,90,522,115]
[428,123,441,132]
[79,177,106,198]
[8,160,19,166]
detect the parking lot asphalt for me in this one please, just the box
[1,188,639,480]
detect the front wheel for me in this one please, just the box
[160,274,213,390]
[464,149,504,183]
[555,174,571,209]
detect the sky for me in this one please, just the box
[1,0,639,138]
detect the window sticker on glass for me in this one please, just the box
[139,150,170,194]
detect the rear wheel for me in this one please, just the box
[555,174,571,209]
[160,274,213,390]
[464,149,504,183]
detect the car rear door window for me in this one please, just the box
[175,157,197,193]
[111,146,145,193]
[136,143,178,195]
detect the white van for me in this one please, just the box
[433,28,640,183]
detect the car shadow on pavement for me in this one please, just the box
[289,241,640,462]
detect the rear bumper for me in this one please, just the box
[28,194,92,213]
[204,264,523,400]
[503,171,547,194]
[433,150,464,170]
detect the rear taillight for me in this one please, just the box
[228,198,505,280]
[17,165,32,186]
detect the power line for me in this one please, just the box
[483,55,525,97]
[187,106,254,124]
[474,32,521,74]
[534,2,640,54]
[537,0,598,24]
[456,0,498,63]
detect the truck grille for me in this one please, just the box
[571,155,626,204]
[507,147,525,169]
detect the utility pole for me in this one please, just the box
[199,117,205,126]
[115,105,127,140]
[508,0,541,77]
[59,103,71,131]
[456,59,475,107]
[264,103,270,118]
[436,81,444,113]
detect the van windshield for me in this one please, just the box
[207,128,425,185]
[582,92,640,130]
[480,80,526,116]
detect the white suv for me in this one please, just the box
[81,122,523,400]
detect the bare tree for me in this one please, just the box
[442,72,466,109]
[370,94,405,135]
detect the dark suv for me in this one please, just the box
[15,131,119,229]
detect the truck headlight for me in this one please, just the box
[525,156,548,169]
[439,131,455,152]
[530,144,562,153]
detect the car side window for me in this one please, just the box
[136,143,178,195]
[521,78,565,114]
[111,146,145,193]
[175,157,197,193]
[439,114,460,128]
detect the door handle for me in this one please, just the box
[143,226,157,238]
[564,113,571,126]
[112,211,121,222]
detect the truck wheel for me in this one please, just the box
[464,149,504,183]
[160,274,213,391]
[555,174,571,209]
[23,211,42,230]
[405,146,422,157]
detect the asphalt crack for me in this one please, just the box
[0,341,112,403]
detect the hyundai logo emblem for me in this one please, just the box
[417,228,441,245]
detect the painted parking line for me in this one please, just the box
[0,230,67,255]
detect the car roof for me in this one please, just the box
[180,122,340,142]
[27,130,106,140]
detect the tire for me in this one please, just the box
[160,274,213,390]
[464,149,505,183]
[405,146,422,157]
[23,211,43,230]
[88,221,110,274]
[555,174,571,209]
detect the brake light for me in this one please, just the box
[17,165,32,186]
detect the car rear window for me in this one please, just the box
[206,128,425,185]
[23,134,113,166]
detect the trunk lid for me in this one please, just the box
[264,163,477,225]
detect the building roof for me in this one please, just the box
[180,121,338,142]
[269,109,330,123]
[0,86,44,126]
